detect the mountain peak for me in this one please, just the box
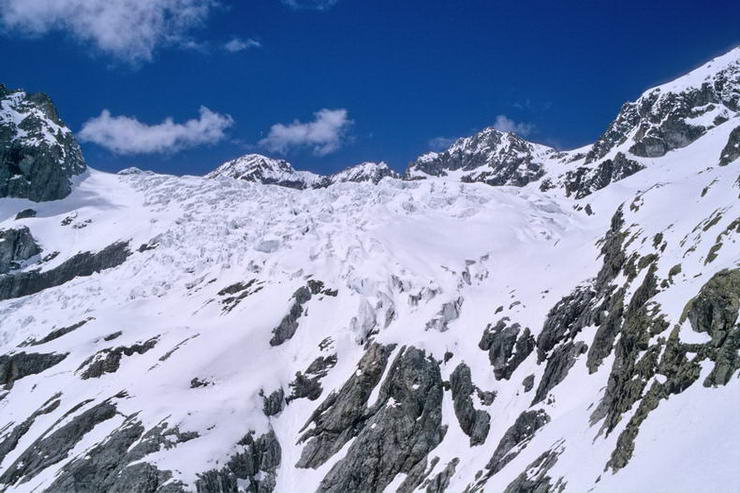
[407,126,555,186]
[206,153,324,189]
[329,161,399,184]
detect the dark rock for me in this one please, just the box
[502,448,564,493]
[0,351,68,389]
[563,153,646,199]
[479,318,535,380]
[269,286,312,346]
[0,226,41,274]
[287,354,337,403]
[195,429,281,493]
[532,342,588,405]
[262,388,285,417]
[218,279,264,313]
[719,125,740,166]
[297,343,396,469]
[449,362,490,446]
[0,241,131,301]
[0,85,86,201]
[26,317,93,346]
[485,410,550,476]
[0,393,61,465]
[423,457,459,493]
[522,374,535,392]
[14,208,36,220]
[47,419,195,493]
[78,337,159,379]
[190,377,211,388]
[314,346,446,493]
[0,400,118,486]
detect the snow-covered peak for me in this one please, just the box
[646,45,739,97]
[407,126,557,187]
[329,161,400,185]
[206,153,325,190]
[0,84,86,201]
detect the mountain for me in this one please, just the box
[0,48,738,493]
[208,154,399,188]
[206,153,325,189]
[407,128,557,186]
[0,85,86,201]
[328,161,400,184]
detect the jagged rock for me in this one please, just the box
[218,279,264,313]
[479,318,535,380]
[423,457,459,493]
[532,342,588,405]
[563,153,645,199]
[536,288,595,362]
[719,125,740,165]
[522,374,535,392]
[0,393,61,465]
[0,241,131,301]
[297,343,396,468]
[314,346,446,493]
[269,286,312,346]
[450,362,491,446]
[0,85,86,201]
[485,410,551,476]
[262,388,285,416]
[0,351,68,389]
[14,208,37,219]
[287,354,337,403]
[0,226,41,274]
[78,337,159,379]
[195,429,281,493]
[25,317,93,346]
[48,419,197,493]
[502,448,565,493]
[407,128,553,187]
[0,400,118,486]
[426,297,463,332]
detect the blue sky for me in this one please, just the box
[2,0,739,176]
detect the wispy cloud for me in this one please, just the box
[224,37,261,53]
[492,114,535,137]
[282,0,340,10]
[259,109,352,156]
[427,136,457,151]
[79,107,233,154]
[0,0,216,63]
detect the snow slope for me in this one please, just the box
[0,49,738,493]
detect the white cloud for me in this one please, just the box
[79,107,234,154]
[492,115,535,137]
[259,109,352,156]
[428,136,457,151]
[0,0,215,63]
[282,0,339,10]
[224,37,261,53]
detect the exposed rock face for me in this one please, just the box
[407,128,554,186]
[270,285,312,346]
[262,388,285,416]
[196,430,281,493]
[0,400,118,486]
[0,84,86,201]
[562,153,646,199]
[287,354,337,402]
[313,346,446,493]
[0,393,61,465]
[78,337,159,379]
[479,318,535,380]
[502,448,564,493]
[532,341,588,405]
[0,226,41,273]
[719,125,740,165]
[26,317,93,346]
[0,240,130,300]
[586,50,739,162]
[0,351,68,389]
[449,362,491,446]
[47,419,197,493]
[297,343,396,469]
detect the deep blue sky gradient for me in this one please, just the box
[3,0,739,175]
